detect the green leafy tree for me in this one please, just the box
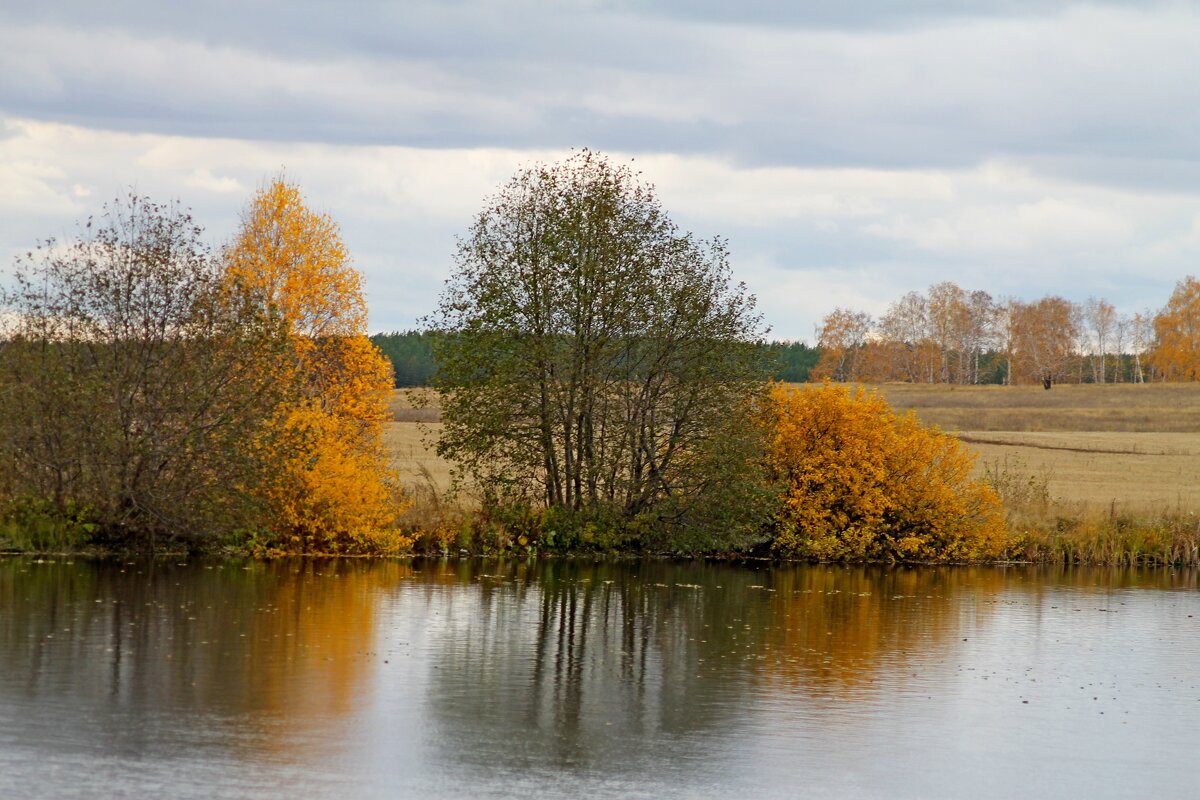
[430,151,771,550]
[0,194,292,547]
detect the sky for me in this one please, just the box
[2,0,1198,341]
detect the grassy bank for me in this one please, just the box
[7,383,1200,564]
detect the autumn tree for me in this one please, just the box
[761,383,1007,561]
[226,178,403,552]
[1149,276,1200,381]
[1110,313,1129,383]
[927,281,970,382]
[430,151,772,551]
[1010,296,1078,386]
[878,291,932,382]
[1085,297,1117,383]
[0,195,292,546]
[811,308,873,382]
[1131,310,1152,383]
[964,289,996,384]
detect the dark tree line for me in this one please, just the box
[370,331,438,386]
[370,331,818,387]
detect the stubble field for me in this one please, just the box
[871,382,1200,514]
[384,383,1200,514]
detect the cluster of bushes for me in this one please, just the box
[0,182,407,555]
[396,152,1009,563]
[0,155,1011,562]
[388,382,1009,562]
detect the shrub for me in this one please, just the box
[762,382,1008,561]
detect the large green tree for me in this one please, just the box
[0,194,292,546]
[430,151,771,550]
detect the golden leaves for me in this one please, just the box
[227,179,366,338]
[228,177,405,552]
[763,382,1008,561]
[259,404,406,554]
[1149,276,1200,382]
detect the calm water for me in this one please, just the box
[1,558,1197,799]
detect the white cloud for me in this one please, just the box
[4,117,1200,340]
[183,168,244,194]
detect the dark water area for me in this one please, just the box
[1,558,1197,799]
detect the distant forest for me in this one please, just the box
[811,279,1200,386]
[370,331,439,387]
[370,332,822,387]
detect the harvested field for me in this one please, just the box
[385,389,452,496]
[384,383,1200,513]
[852,382,1200,513]
[383,421,452,493]
[962,432,1200,513]
[387,388,440,423]
[866,382,1200,433]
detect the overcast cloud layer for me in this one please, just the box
[2,1,1198,339]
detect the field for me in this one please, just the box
[384,389,451,494]
[870,382,1200,514]
[384,383,1200,515]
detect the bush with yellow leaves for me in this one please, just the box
[762,382,1008,561]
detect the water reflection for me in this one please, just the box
[0,558,1197,799]
[0,559,407,766]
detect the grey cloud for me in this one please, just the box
[3,1,1200,339]
[4,1,1198,184]
[2,1,1190,194]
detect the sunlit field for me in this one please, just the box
[860,382,1200,514]
[386,383,1200,515]
[385,389,451,494]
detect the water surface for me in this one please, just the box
[1,558,1197,799]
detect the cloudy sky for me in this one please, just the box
[2,0,1198,340]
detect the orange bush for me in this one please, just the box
[763,382,1008,561]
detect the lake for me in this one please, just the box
[1,558,1197,799]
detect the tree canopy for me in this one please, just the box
[430,151,770,549]
[1150,276,1200,381]
[226,177,404,552]
[0,195,292,545]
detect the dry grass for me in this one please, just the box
[384,388,452,501]
[385,383,1200,517]
[383,420,452,493]
[839,381,1200,514]
[387,388,440,423]
[866,381,1200,433]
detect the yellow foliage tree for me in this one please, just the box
[227,177,405,553]
[762,382,1008,561]
[810,308,872,382]
[1149,276,1200,381]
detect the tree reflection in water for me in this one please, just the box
[0,558,408,761]
[1,557,1196,795]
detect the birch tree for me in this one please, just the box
[1150,276,1200,381]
